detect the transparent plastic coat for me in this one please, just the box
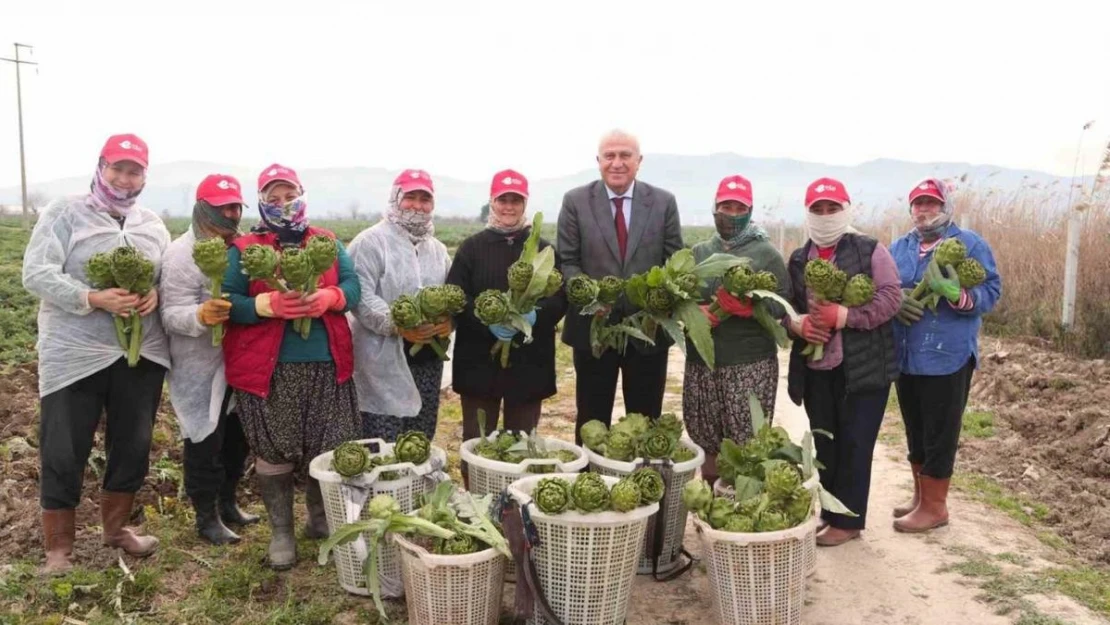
[22,195,171,397]
[346,221,450,416]
[160,228,230,442]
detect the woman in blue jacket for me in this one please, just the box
[889,178,1001,533]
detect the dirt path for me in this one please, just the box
[619,350,1107,625]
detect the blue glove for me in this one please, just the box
[489,323,517,340]
[522,309,537,326]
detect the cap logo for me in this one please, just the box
[267,169,278,176]
[815,184,836,193]
[118,140,143,152]
[217,180,234,190]
[410,171,422,179]
[726,181,747,190]
[919,183,933,190]
[502,176,521,185]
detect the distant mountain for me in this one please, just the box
[0,154,1091,226]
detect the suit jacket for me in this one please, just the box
[556,179,684,353]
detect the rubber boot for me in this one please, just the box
[193,495,240,545]
[892,463,923,518]
[41,508,76,576]
[219,479,260,526]
[100,491,159,557]
[258,473,296,570]
[893,476,950,533]
[304,478,330,539]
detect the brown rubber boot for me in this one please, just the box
[893,476,950,533]
[41,508,76,576]
[892,463,923,518]
[100,491,159,557]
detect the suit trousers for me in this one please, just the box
[572,347,669,444]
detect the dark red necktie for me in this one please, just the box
[613,196,628,260]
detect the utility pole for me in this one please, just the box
[1,43,37,228]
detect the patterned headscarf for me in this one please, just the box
[386,185,435,244]
[255,186,309,245]
[85,158,144,217]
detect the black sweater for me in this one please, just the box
[446,227,568,402]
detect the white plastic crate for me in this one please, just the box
[460,432,587,583]
[584,438,704,575]
[694,514,817,625]
[713,474,820,578]
[308,438,447,597]
[393,535,506,625]
[508,473,658,625]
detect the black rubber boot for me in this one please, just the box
[303,478,330,539]
[193,495,240,545]
[219,480,260,526]
[257,473,296,570]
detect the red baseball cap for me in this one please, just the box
[196,174,245,206]
[100,133,149,168]
[490,169,529,200]
[805,177,851,208]
[395,169,434,195]
[257,164,302,193]
[908,179,946,203]
[715,175,753,207]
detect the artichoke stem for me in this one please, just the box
[300,282,317,340]
[127,311,142,367]
[113,315,129,351]
[428,338,448,360]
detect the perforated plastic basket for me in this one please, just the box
[508,473,658,625]
[585,439,704,574]
[309,439,447,597]
[694,514,817,625]
[393,535,506,625]
[460,432,587,582]
[714,474,820,578]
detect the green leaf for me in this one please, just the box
[520,246,556,305]
[624,274,648,308]
[750,289,801,323]
[769,443,803,465]
[749,393,766,432]
[752,301,790,348]
[645,266,668,288]
[665,248,696,275]
[657,315,688,357]
[733,475,763,501]
[801,431,815,480]
[506,311,533,342]
[693,252,748,280]
[317,520,382,565]
[673,299,713,369]
[519,212,543,264]
[818,486,858,517]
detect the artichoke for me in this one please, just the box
[85,251,116,289]
[440,284,467,314]
[752,271,778,292]
[110,247,155,367]
[610,478,643,512]
[494,431,519,452]
[644,287,675,314]
[784,490,814,525]
[671,445,697,463]
[544,269,564,298]
[803,258,848,302]
[674,272,699,296]
[655,413,684,440]
[418,285,448,319]
[475,441,501,460]
[605,429,637,461]
[934,238,968,269]
[756,510,791,532]
[566,275,600,307]
[638,427,677,459]
[508,260,534,294]
[764,462,803,501]
[390,294,422,330]
[841,274,875,307]
[369,454,403,481]
[305,234,338,274]
[193,236,231,346]
[708,497,737,529]
[630,468,665,505]
[570,472,611,513]
[613,413,651,439]
[681,479,713,517]
[279,247,316,292]
[434,533,478,555]
[534,477,573,514]
[737,493,770,519]
[580,420,609,451]
[240,244,281,283]
[108,246,144,291]
[332,441,371,477]
[597,276,624,305]
[723,515,757,533]
[368,494,401,520]
[957,258,986,288]
[722,264,755,295]
[553,450,578,464]
[395,431,431,465]
[474,289,510,325]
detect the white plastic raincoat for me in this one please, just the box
[22,196,172,397]
[160,228,231,442]
[346,220,450,417]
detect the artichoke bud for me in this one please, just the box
[508,261,534,293]
[534,477,572,515]
[610,478,642,512]
[644,287,674,314]
[474,289,510,325]
[956,258,986,288]
[241,244,280,280]
[630,467,665,505]
[566,275,600,307]
[390,294,423,329]
[544,268,564,297]
[192,236,229,277]
[934,238,968,268]
[597,275,624,305]
[570,472,611,513]
[841,274,875,307]
[85,252,116,289]
[305,235,338,273]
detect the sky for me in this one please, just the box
[2,0,1109,189]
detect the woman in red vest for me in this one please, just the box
[221,164,361,570]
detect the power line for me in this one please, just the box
[0,43,38,228]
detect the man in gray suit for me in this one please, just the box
[557,129,684,442]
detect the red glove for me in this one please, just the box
[258,291,312,320]
[716,287,754,318]
[304,286,346,318]
[797,315,831,344]
[811,301,848,330]
[700,304,721,329]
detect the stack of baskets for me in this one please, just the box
[508,473,658,625]
[308,438,447,597]
[584,438,704,575]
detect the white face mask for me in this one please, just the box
[806,205,854,247]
